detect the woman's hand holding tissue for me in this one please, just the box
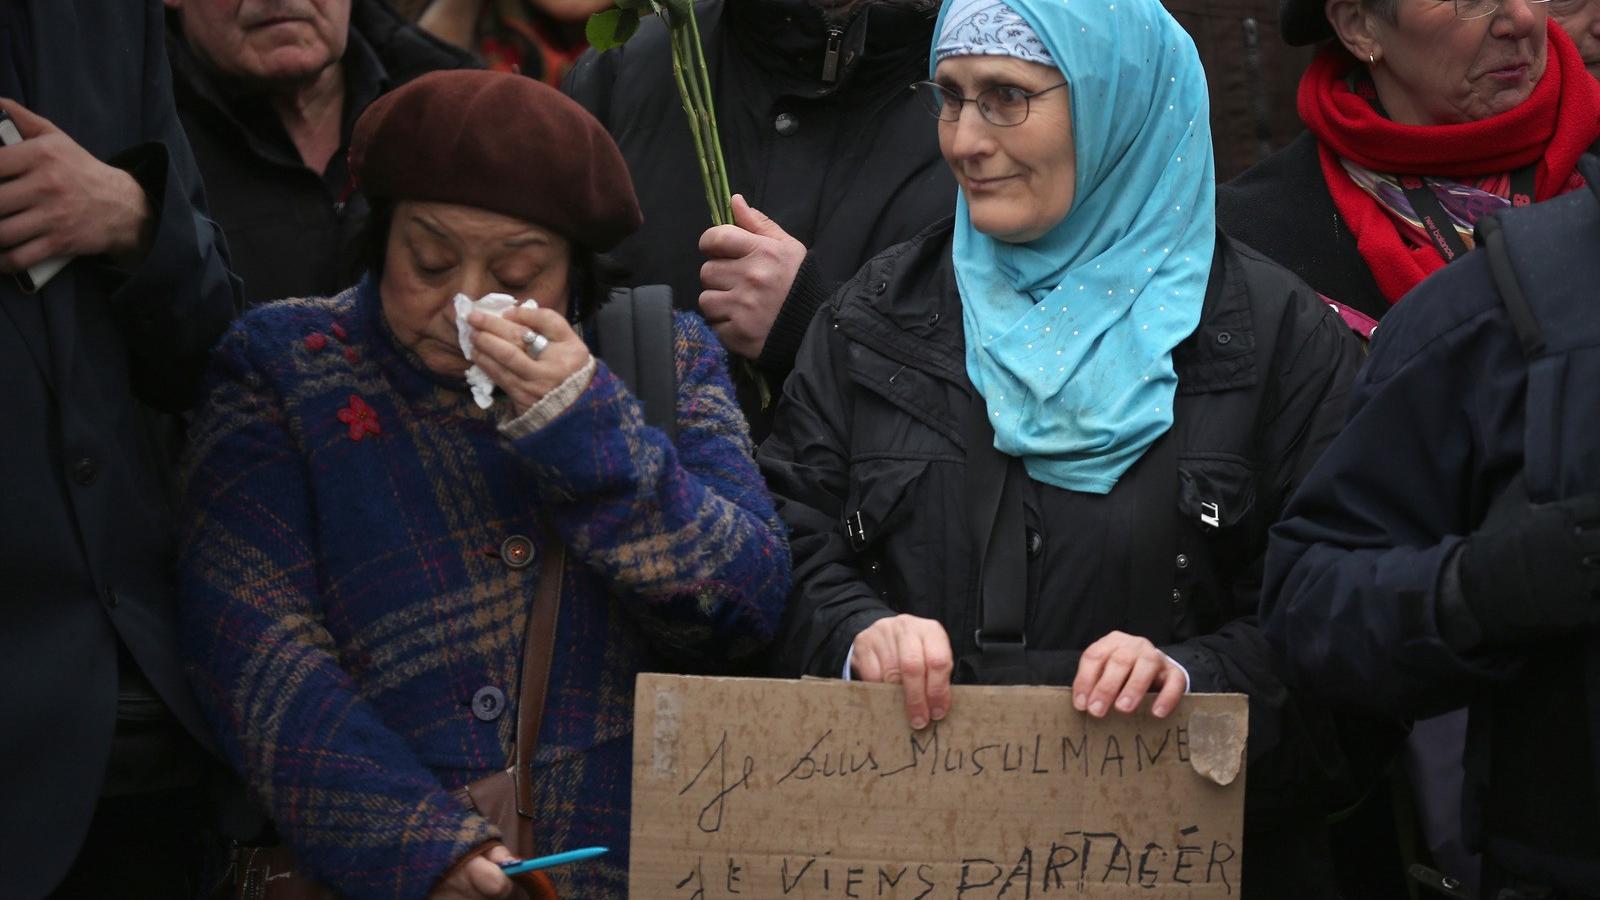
[466,305,592,416]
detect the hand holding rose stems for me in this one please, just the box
[587,0,771,404]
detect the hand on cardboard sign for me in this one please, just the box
[1073,631,1186,720]
[850,614,953,731]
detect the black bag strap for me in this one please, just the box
[595,285,679,440]
[1122,429,1178,645]
[964,394,1028,670]
[1400,165,1535,266]
[1476,214,1547,362]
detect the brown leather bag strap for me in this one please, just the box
[513,540,564,817]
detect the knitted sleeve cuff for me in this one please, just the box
[430,838,503,898]
[498,357,598,441]
[757,253,835,377]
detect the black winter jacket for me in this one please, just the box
[1264,166,1600,894]
[166,0,476,307]
[1218,132,1392,324]
[565,0,956,440]
[759,220,1364,898]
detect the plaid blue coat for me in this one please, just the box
[178,278,790,899]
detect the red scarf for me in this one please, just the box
[1298,23,1600,303]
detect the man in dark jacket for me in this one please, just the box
[0,1,242,896]
[564,0,956,441]
[1263,160,1600,898]
[165,0,476,307]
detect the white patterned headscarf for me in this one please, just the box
[933,0,1054,68]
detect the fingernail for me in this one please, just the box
[931,706,947,721]
[1089,700,1106,717]
[1153,705,1169,718]
[1073,694,1086,710]
[911,715,927,730]
[1117,696,1135,712]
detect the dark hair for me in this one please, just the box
[355,197,616,323]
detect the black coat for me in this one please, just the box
[0,2,242,896]
[758,220,1363,898]
[1263,166,1600,893]
[564,0,956,441]
[166,0,475,308]
[1218,131,1391,323]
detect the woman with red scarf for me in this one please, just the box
[1220,0,1600,340]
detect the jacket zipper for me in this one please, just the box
[821,26,843,83]
[817,2,867,85]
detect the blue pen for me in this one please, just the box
[499,846,609,876]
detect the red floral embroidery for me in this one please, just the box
[344,347,361,365]
[336,394,381,441]
[331,322,349,343]
[304,333,328,352]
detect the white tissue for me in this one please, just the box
[454,292,537,409]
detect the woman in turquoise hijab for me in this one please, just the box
[760,0,1361,893]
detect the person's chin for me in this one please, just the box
[416,343,470,378]
[968,191,1031,241]
[242,45,337,85]
[970,214,1049,244]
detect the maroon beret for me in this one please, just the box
[350,70,643,251]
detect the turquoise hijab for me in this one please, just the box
[933,0,1215,493]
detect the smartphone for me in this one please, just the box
[499,846,609,876]
[0,108,70,293]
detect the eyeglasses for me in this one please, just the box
[911,80,1069,127]
[1452,0,1554,20]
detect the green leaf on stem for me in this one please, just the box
[586,8,641,51]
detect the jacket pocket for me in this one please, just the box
[1176,455,1258,534]
[1174,456,1263,625]
[842,459,929,554]
[842,458,932,607]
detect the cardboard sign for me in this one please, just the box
[630,675,1249,898]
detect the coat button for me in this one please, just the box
[500,535,535,570]
[1215,331,1232,345]
[870,281,887,296]
[774,112,799,136]
[1175,553,1190,570]
[472,686,506,722]
[1172,588,1183,604]
[927,313,941,326]
[71,457,99,486]
[1026,529,1043,558]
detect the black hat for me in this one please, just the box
[1280,0,1335,45]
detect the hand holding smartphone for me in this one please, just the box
[0,108,71,293]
